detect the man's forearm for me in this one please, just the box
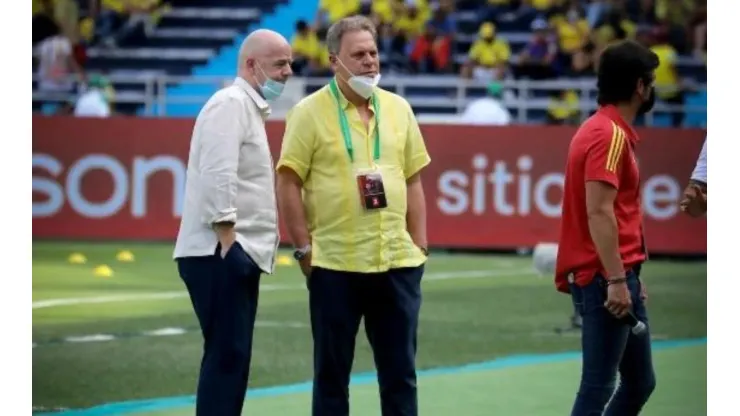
[587,209,624,278]
[406,176,427,248]
[276,173,311,248]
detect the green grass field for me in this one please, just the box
[32,242,707,415]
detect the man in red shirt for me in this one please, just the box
[555,40,659,416]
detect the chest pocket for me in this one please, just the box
[240,119,272,179]
[377,111,406,167]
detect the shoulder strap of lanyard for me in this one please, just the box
[329,79,380,163]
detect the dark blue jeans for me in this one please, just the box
[176,242,262,416]
[569,265,656,416]
[309,265,424,416]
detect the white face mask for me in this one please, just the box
[338,58,381,99]
[348,73,381,99]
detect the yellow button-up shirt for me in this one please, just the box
[277,82,431,273]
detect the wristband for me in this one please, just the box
[607,276,627,285]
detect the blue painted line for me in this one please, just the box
[41,337,706,416]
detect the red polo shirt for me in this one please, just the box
[555,105,647,293]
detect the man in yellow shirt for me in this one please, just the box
[276,15,430,416]
[650,28,684,127]
[290,20,320,74]
[462,22,511,80]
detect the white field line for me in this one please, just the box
[32,267,530,310]
[33,321,310,348]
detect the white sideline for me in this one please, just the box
[32,267,529,310]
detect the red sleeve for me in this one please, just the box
[584,122,627,189]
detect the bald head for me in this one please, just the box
[238,29,290,70]
[237,29,293,93]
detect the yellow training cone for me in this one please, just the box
[93,265,114,278]
[116,250,135,262]
[276,255,294,266]
[68,253,87,265]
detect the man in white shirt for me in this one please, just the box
[74,75,111,117]
[173,29,293,416]
[460,81,512,125]
[680,136,707,217]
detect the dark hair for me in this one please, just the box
[296,20,308,32]
[596,40,659,106]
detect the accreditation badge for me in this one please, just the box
[355,167,387,210]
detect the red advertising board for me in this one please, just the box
[32,116,707,254]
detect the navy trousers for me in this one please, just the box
[309,265,424,416]
[177,242,262,416]
[569,265,657,416]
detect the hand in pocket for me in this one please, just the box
[222,242,258,278]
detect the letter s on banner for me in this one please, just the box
[31,116,706,254]
[32,154,64,218]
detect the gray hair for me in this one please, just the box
[325,15,377,55]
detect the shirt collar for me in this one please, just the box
[233,77,271,118]
[598,105,639,143]
[331,77,377,112]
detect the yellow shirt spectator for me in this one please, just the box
[292,31,321,60]
[320,0,360,23]
[394,11,427,38]
[372,0,395,24]
[531,0,554,10]
[33,0,49,15]
[315,45,331,69]
[276,84,431,273]
[469,39,511,67]
[655,0,694,26]
[102,0,127,13]
[556,19,590,53]
[548,90,580,121]
[594,20,637,46]
[651,43,680,99]
[469,22,511,67]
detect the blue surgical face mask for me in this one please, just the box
[257,65,285,101]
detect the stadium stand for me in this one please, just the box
[32,0,707,126]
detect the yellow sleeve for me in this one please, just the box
[469,41,481,61]
[276,104,316,182]
[318,46,330,67]
[655,0,667,21]
[402,101,431,179]
[496,41,511,62]
[290,36,302,53]
[307,34,321,59]
[623,20,637,38]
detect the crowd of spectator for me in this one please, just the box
[294,0,705,126]
[297,0,706,78]
[292,0,457,75]
[33,0,168,116]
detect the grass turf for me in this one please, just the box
[32,242,707,412]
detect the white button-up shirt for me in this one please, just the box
[173,77,280,274]
[460,97,512,126]
[74,89,110,117]
[690,136,707,184]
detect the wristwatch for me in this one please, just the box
[293,244,312,261]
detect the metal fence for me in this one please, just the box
[32,74,707,125]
